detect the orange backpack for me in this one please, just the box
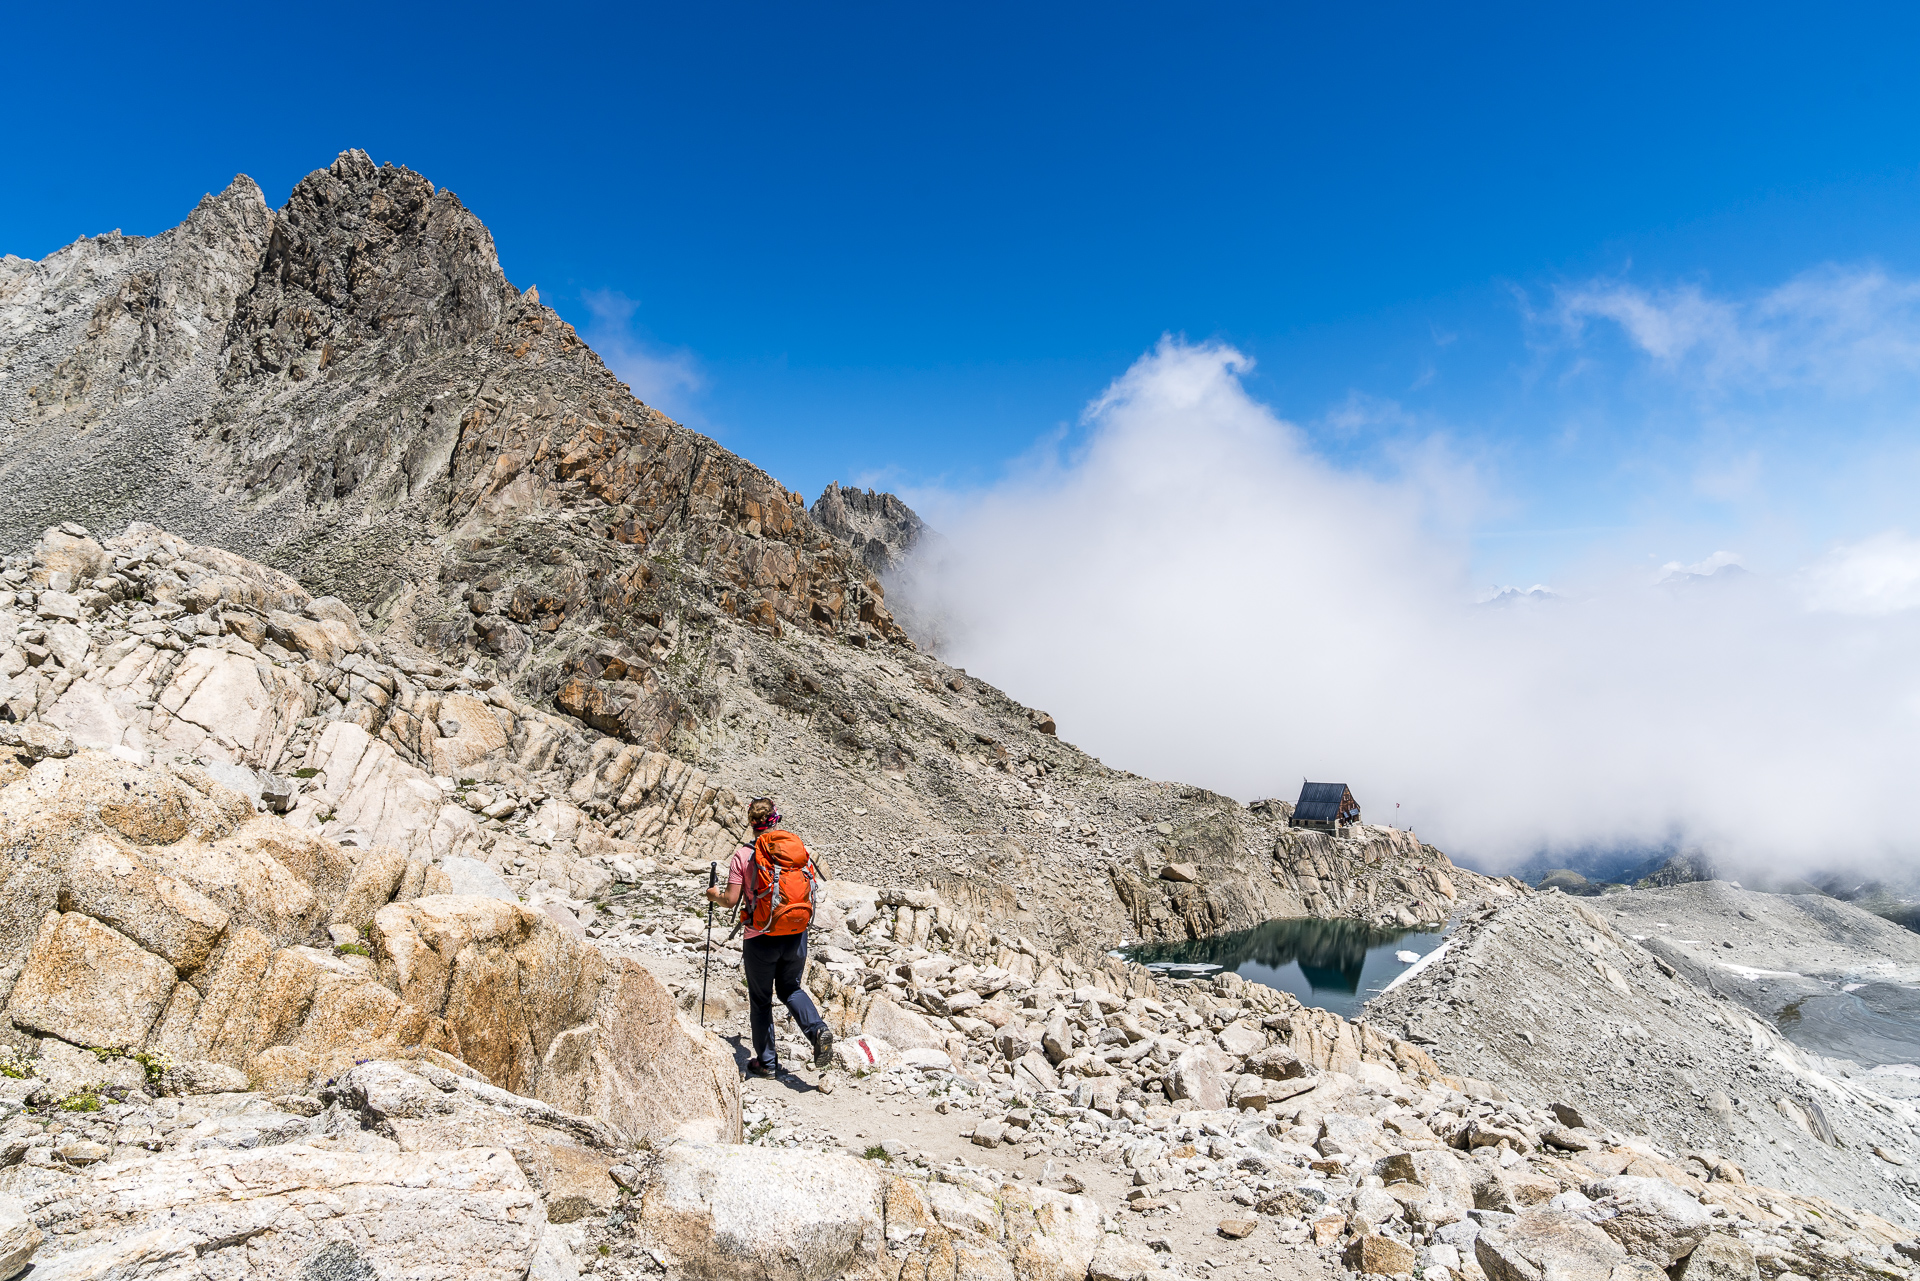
[742,829,817,936]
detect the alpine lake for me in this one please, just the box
[1119,916,1448,1019]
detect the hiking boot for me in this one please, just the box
[745,1060,777,1079]
[811,1028,835,1070]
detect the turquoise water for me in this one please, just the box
[1121,917,1448,1019]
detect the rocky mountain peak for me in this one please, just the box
[1,172,270,430]
[810,481,929,575]
[224,148,510,385]
[1,150,909,756]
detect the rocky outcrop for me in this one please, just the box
[8,1145,548,1279]
[635,1141,1102,1281]
[1474,1206,1668,1281]
[810,482,929,575]
[222,149,511,384]
[0,522,749,907]
[0,178,272,431]
[0,1055,632,1276]
[0,747,736,1148]
[1111,817,1461,942]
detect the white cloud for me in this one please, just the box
[578,289,705,412]
[1799,530,1920,616]
[1555,267,1920,393]
[901,338,1920,876]
[1660,550,1744,580]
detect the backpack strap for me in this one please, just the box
[737,845,765,927]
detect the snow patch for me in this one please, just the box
[1720,963,1804,982]
[1382,941,1450,995]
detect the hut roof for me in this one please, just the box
[1294,781,1356,824]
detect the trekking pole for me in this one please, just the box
[699,861,718,1027]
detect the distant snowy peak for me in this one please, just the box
[1657,550,1749,588]
[1659,562,1752,589]
[1479,584,1560,607]
[1478,563,1757,606]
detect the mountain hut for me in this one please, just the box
[1291,781,1361,835]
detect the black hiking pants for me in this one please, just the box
[742,931,826,1069]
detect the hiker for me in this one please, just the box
[704,797,835,1077]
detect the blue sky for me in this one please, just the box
[9,1,1920,591]
[11,3,1920,863]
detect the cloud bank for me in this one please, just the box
[900,338,1920,875]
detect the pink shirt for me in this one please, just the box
[727,846,765,938]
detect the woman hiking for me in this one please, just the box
[705,797,835,1077]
